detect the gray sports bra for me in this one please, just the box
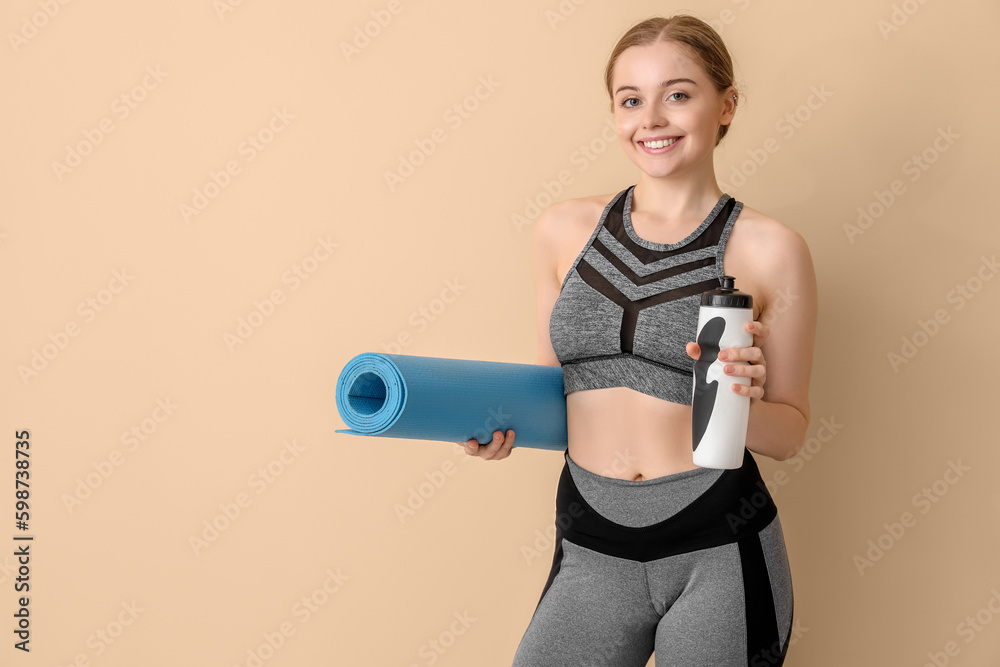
[548,184,743,405]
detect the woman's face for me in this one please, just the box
[610,40,733,179]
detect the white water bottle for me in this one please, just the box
[691,275,753,469]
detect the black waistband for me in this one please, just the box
[555,447,777,562]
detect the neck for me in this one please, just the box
[631,166,725,226]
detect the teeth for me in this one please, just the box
[642,138,677,148]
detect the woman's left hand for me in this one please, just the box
[685,320,769,402]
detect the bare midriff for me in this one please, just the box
[565,386,699,481]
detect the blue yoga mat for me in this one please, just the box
[334,352,568,451]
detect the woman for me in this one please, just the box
[463,14,817,666]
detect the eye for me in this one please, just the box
[668,91,689,101]
[619,97,639,109]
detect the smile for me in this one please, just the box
[638,137,681,152]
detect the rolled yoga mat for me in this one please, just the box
[334,352,568,451]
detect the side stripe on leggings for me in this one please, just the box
[738,532,781,666]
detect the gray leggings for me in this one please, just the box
[512,448,794,667]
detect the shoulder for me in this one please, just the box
[730,202,817,316]
[730,202,813,267]
[533,191,622,286]
[533,190,620,249]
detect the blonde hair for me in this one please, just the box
[604,15,740,145]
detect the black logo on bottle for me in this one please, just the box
[692,316,725,452]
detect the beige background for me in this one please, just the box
[2,0,998,665]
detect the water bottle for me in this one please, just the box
[691,275,754,469]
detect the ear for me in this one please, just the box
[720,86,738,125]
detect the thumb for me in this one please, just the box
[686,341,701,361]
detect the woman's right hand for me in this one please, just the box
[460,429,514,460]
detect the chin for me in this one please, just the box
[633,162,683,179]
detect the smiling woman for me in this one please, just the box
[457,12,817,667]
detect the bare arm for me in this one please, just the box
[744,227,818,461]
[534,204,567,367]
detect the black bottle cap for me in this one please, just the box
[701,275,753,309]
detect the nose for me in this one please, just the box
[641,99,668,130]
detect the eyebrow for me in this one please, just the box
[614,78,698,95]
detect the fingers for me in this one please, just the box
[746,319,769,347]
[462,430,515,460]
[721,322,767,396]
[722,358,766,382]
[718,343,764,364]
[690,322,766,364]
[754,320,770,343]
[463,438,480,456]
[722,345,766,399]
[481,429,514,460]
[732,381,765,400]
[700,321,769,401]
